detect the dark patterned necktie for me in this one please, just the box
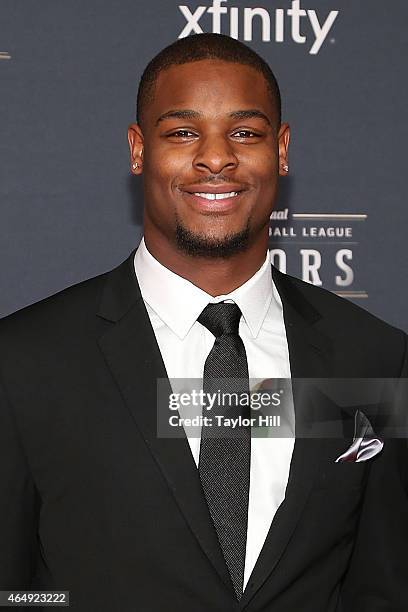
[197,302,251,600]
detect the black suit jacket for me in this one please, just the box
[0,250,407,611]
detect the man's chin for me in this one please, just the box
[175,222,250,259]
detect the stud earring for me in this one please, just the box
[282,164,289,172]
[132,162,139,170]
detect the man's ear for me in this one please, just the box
[278,123,290,177]
[127,123,144,175]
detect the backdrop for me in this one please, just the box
[1,1,407,331]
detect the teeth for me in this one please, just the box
[193,191,238,200]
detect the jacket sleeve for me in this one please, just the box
[0,375,40,589]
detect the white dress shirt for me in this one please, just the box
[134,237,295,589]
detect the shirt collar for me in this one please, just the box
[134,237,281,340]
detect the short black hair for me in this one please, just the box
[136,33,281,127]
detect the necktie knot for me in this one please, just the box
[198,302,242,338]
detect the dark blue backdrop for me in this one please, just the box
[1,1,407,330]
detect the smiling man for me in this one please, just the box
[0,33,407,612]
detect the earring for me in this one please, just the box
[282,163,289,172]
[132,162,139,170]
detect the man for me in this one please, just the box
[0,33,407,611]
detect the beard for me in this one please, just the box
[175,217,251,259]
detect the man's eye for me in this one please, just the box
[232,130,259,138]
[168,130,196,138]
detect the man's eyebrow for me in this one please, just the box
[155,108,272,126]
[155,110,202,126]
[228,109,272,126]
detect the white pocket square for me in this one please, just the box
[335,409,384,463]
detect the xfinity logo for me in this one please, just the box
[178,0,339,55]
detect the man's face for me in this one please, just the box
[128,59,289,258]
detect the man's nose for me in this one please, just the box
[192,134,238,174]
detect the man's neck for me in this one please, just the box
[143,234,269,297]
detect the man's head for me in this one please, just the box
[136,33,282,130]
[128,33,289,261]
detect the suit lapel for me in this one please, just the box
[241,268,335,608]
[96,251,234,593]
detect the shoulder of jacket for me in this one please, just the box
[273,267,406,340]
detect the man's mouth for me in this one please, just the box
[179,183,247,213]
[191,191,240,201]
[182,190,244,213]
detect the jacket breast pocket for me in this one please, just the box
[313,461,369,491]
